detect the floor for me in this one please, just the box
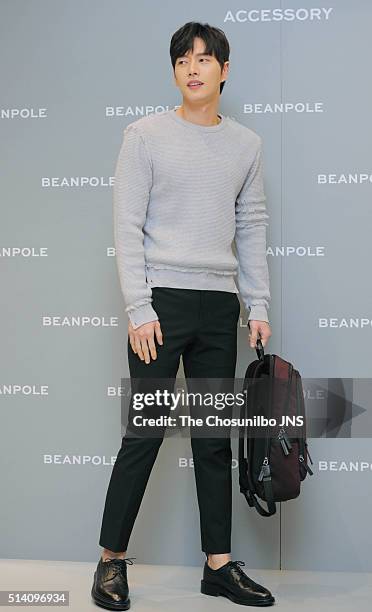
[1,559,372,611]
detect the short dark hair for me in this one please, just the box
[170,22,230,94]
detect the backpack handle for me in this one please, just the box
[248,321,265,361]
[256,337,264,361]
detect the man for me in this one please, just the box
[91,21,274,609]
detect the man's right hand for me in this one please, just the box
[128,320,163,364]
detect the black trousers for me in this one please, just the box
[99,287,240,555]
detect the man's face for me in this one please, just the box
[173,36,229,100]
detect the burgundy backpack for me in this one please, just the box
[238,339,314,517]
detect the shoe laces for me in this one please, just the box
[231,560,245,572]
[230,560,257,586]
[105,557,136,579]
[231,561,248,579]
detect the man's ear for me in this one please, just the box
[222,60,229,82]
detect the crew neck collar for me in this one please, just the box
[168,108,227,132]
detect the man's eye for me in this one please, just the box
[178,58,209,64]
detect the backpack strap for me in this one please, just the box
[239,357,277,517]
[241,484,277,517]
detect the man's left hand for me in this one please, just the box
[248,320,272,349]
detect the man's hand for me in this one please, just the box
[248,320,272,349]
[128,320,163,364]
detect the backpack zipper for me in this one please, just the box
[278,427,292,455]
[305,441,313,465]
[264,355,275,463]
[258,456,270,482]
[299,453,314,475]
[275,363,294,457]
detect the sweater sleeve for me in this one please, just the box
[234,138,271,323]
[113,123,159,329]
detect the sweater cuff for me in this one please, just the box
[127,302,159,330]
[248,304,269,323]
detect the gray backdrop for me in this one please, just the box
[1,0,372,572]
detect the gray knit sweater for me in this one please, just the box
[113,108,271,329]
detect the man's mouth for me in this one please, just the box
[187,81,204,89]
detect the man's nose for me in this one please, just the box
[188,61,199,75]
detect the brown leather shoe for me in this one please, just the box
[91,557,135,610]
[201,560,275,606]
